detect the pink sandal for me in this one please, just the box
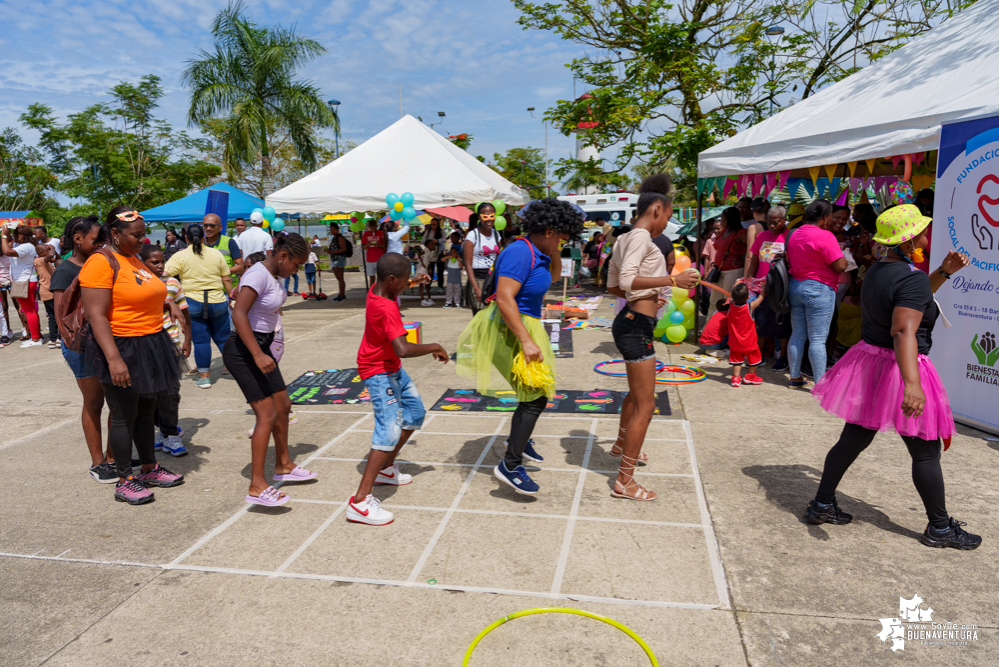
[273,466,318,482]
[245,486,289,506]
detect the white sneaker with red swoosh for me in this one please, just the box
[375,464,413,486]
[347,494,394,526]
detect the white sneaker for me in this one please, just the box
[288,410,298,425]
[154,431,164,451]
[421,299,433,307]
[376,464,412,486]
[20,339,42,348]
[347,494,394,525]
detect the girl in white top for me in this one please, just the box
[606,174,699,501]
[463,203,501,314]
[0,225,43,346]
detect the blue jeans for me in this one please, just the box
[365,368,425,450]
[788,278,836,382]
[284,274,299,293]
[187,299,231,372]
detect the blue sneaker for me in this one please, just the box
[161,435,188,457]
[493,460,539,496]
[502,438,544,464]
[154,431,163,452]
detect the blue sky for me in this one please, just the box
[0,0,586,174]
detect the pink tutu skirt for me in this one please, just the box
[813,340,955,441]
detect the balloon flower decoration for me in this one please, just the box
[385,192,418,224]
[347,212,368,233]
[251,206,284,232]
[490,199,508,230]
[652,254,699,343]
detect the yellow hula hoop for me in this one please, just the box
[462,607,659,666]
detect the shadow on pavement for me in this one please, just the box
[742,463,922,541]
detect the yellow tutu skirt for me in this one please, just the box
[456,302,556,403]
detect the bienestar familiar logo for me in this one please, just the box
[877,593,980,652]
[968,331,999,384]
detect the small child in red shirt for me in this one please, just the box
[727,283,765,388]
[698,305,729,356]
[348,253,449,526]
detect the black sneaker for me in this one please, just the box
[804,499,853,525]
[772,357,789,372]
[89,462,118,484]
[920,518,982,550]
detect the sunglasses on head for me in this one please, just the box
[115,211,143,222]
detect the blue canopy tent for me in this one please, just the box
[0,211,33,219]
[141,183,264,228]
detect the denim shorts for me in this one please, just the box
[61,340,94,379]
[330,256,347,268]
[612,307,657,363]
[366,368,426,450]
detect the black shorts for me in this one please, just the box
[612,307,657,363]
[222,332,286,404]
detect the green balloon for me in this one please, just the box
[683,313,695,329]
[653,327,666,339]
[656,316,670,330]
[494,215,507,231]
[679,299,695,316]
[666,301,677,315]
[666,325,686,343]
[492,199,507,215]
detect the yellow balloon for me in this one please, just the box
[262,219,269,229]
[394,202,404,212]
[671,287,688,305]
[673,244,689,256]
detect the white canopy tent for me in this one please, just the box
[698,0,999,178]
[267,115,530,214]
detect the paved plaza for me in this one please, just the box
[2,273,996,666]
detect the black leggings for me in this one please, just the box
[815,422,948,528]
[503,396,548,470]
[103,383,157,478]
[154,393,181,437]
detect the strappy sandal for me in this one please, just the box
[610,457,657,501]
[245,486,289,506]
[608,427,649,462]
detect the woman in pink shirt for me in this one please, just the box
[786,200,847,387]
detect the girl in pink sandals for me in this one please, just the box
[223,232,316,507]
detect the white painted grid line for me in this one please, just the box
[310,456,693,478]
[273,504,349,575]
[165,563,720,610]
[0,417,78,452]
[348,429,686,443]
[405,417,508,584]
[166,413,371,568]
[550,418,597,596]
[0,552,161,569]
[683,420,731,610]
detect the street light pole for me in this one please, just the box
[527,108,549,196]
[764,26,785,117]
[327,99,341,158]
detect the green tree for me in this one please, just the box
[489,147,556,198]
[200,117,343,198]
[761,0,978,100]
[183,0,339,196]
[20,75,220,216]
[0,127,57,212]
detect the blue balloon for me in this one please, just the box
[402,206,417,221]
[270,219,285,232]
[386,193,400,208]
[401,192,415,207]
[251,207,263,216]
[669,310,685,325]
[389,209,403,221]
[262,206,276,221]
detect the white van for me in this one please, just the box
[558,192,637,227]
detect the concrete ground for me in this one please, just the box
[2,270,996,666]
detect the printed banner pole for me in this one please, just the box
[930,114,999,435]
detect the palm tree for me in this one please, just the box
[182,1,338,196]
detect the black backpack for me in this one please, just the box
[765,227,797,316]
[330,235,352,258]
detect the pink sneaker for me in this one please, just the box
[134,464,184,488]
[114,476,154,505]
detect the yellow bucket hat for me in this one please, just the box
[873,204,931,245]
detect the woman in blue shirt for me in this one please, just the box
[457,199,585,496]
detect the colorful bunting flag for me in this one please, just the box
[847,161,858,178]
[808,165,820,186]
[864,158,877,175]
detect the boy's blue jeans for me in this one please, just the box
[788,278,836,382]
[284,274,299,293]
[187,299,231,373]
[366,368,425,450]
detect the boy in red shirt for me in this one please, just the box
[348,253,449,525]
[361,219,386,289]
[727,283,765,387]
[698,304,729,357]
